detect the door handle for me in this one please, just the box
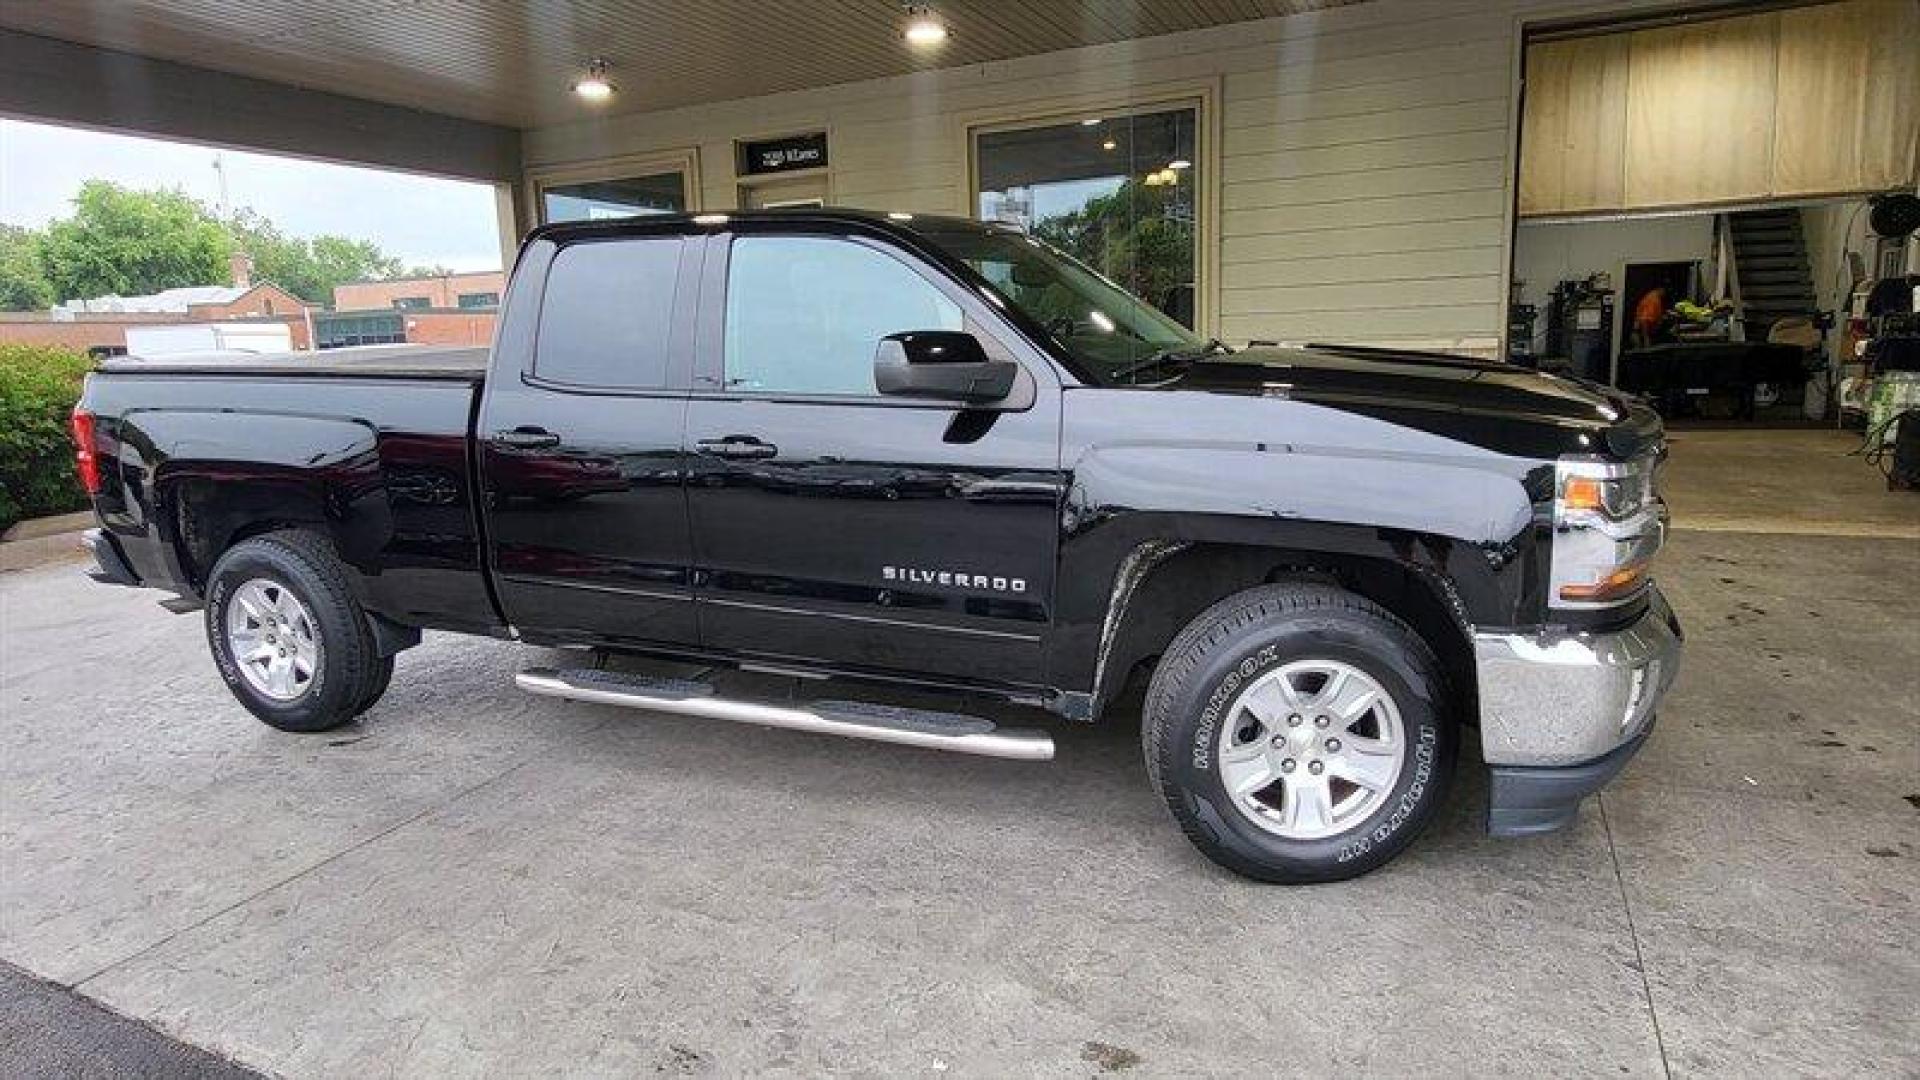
[696,435,779,460]
[491,427,561,450]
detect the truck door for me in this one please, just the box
[684,230,1063,686]
[477,230,700,647]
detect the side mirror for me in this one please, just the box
[873,331,1017,404]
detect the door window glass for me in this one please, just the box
[535,238,682,388]
[975,106,1199,328]
[542,172,686,223]
[723,237,962,395]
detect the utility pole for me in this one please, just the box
[211,153,231,217]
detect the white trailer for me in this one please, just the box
[125,323,293,356]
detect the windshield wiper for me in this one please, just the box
[1109,339,1231,383]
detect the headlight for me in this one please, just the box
[1559,470,1651,522]
[1551,456,1663,609]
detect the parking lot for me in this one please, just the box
[2,429,1915,1077]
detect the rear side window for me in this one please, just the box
[535,237,682,388]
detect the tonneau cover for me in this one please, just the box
[98,343,487,380]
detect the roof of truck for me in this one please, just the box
[526,207,1019,247]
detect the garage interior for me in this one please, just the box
[1,0,1916,1076]
[1510,0,1919,463]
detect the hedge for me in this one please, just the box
[0,344,94,532]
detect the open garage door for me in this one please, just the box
[1518,0,1919,218]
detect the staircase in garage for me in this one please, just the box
[1727,209,1818,341]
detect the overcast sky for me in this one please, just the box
[0,119,502,271]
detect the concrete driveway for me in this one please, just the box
[2,431,1915,1077]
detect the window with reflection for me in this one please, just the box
[723,237,962,396]
[541,172,686,223]
[535,238,682,388]
[975,106,1199,328]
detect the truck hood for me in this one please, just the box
[1162,344,1658,459]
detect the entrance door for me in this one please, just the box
[478,231,701,647]
[684,231,1063,686]
[741,174,828,209]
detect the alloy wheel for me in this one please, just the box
[225,578,323,701]
[1216,659,1407,840]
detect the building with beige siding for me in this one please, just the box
[3,0,1913,369]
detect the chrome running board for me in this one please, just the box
[515,667,1055,762]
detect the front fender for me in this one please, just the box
[1048,391,1553,695]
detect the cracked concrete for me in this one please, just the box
[2,430,1915,1077]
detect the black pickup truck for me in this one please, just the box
[73,209,1681,882]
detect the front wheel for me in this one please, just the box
[204,532,388,732]
[1143,583,1456,883]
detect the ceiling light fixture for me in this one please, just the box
[571,58,615,102]
[1102,138,1118,151]
[1081,117,1102,127]
[902,5,950,47]
[1168,159,1192,170]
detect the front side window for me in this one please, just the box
[535,237,682,389]
[723,236,962,396]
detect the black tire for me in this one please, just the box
[1143,583,1456,883]
[356,654,396,716]
[204,531,385,733]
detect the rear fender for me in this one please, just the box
[133,409,386,592]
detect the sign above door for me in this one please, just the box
[738,132,829,176]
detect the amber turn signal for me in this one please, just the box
[1561,474,1606,515]
[1558,561,1648,603]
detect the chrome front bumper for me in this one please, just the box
[1473,588,1683,768]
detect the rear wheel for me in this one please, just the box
[204,532,389,732]
[1143,583,1456,883]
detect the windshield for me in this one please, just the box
[918,226,1210,385]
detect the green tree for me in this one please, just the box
[226,209,403,305]
[0,225,53,311]
[38,181,233,302]
[1032,178,1194,313]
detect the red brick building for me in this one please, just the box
[324,269,503,350]
[398,310,497,346]
[333,270,504,313]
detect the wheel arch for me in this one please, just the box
[176,491,420,653]
[169,470,357,592]
[1078,536,1477,725]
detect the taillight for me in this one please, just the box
[70,407,101,495]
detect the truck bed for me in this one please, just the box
[81,349,499,634]
[98,343,487,381]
